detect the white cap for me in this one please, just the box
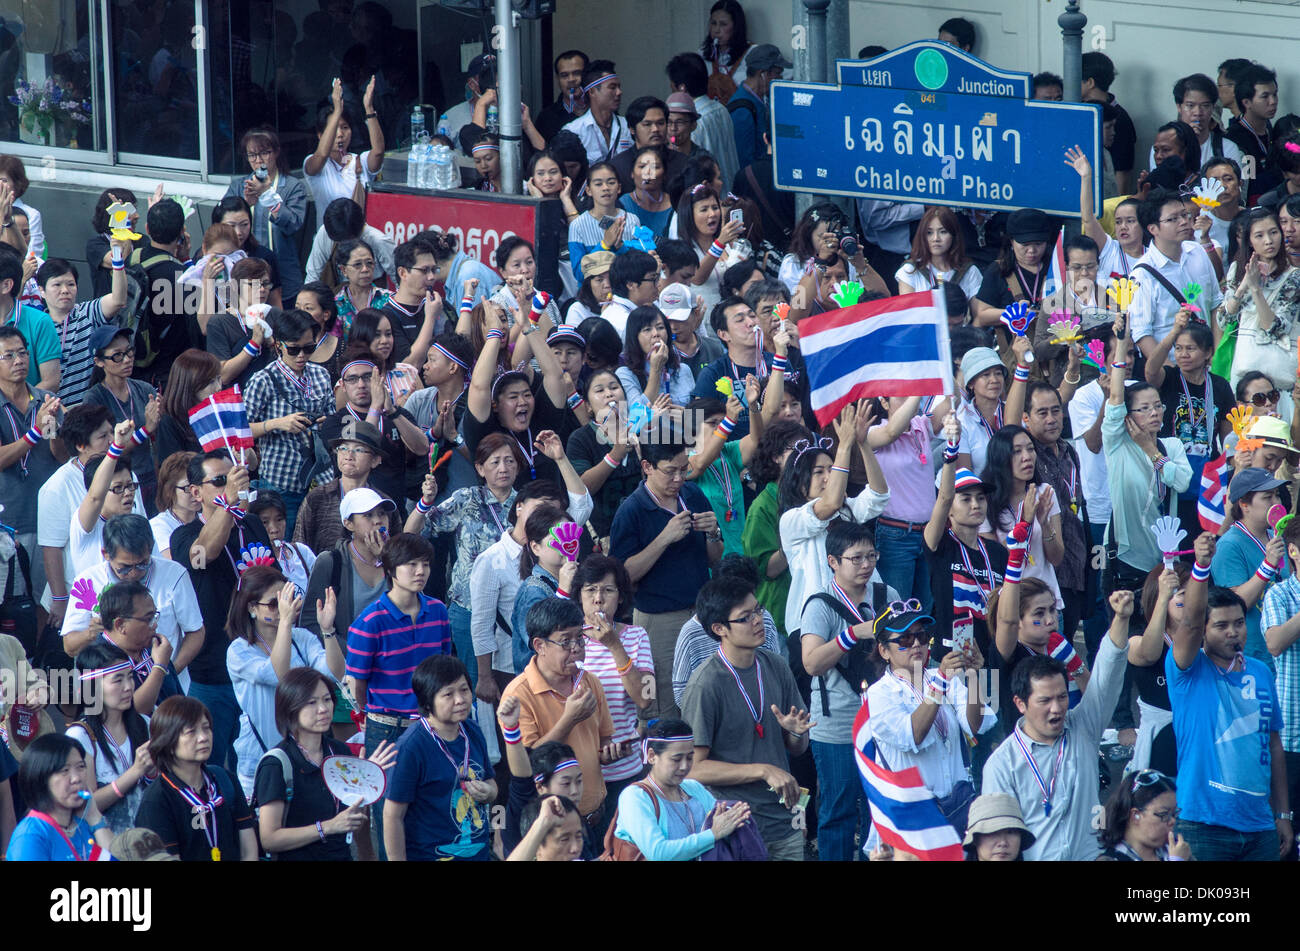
[656,282,694,322]
[339,487,396,522]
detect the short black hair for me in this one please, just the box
[0,244,22,296]
[715,553,760,588]
[526,597,584,648]
[36,257,77,288]
[147,197,186,245]
[626,96,668,130]
[610,250,656,297]
[554,49,588,74]
[857,45,887,59]
[270,307,317,343]
[1081,52,1116,92]
[18,733,86,814]
[1174,73,1218,105]
[581,59,617,90]
[665,52,708,98]
[640,433,687,468]
[412,655,470,716]
[696,575,755,641]
[82,452,132,491]
[1063,233,1099,259]
[380,532,434,585]
[710,296,747,336]
[825,518,875,560]
[656,237,697,275]
[1236,64,1278,114]
[529,741,579,784]
[1138,187,1184,235]
[507,478,566,524]
[1024,380,1061,414]
[99,579,150,631]
[1155,120,1200,166]
[249,488,287,519]
[1010,654,1069,704]
[61,402,112,452]
[394,237,436,274]
[187,448,233,487]
[720,259,760,298]
[1207,584,1247,620]
[938,16,975,52]
[1032,71,1063,93]
[323,198,366,242]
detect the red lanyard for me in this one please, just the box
[29,811,87,860]
[707,459,735,521]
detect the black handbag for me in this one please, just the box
[0,543,38,657]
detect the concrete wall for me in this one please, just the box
[553,0,1300,170]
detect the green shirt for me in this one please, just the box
[742,481,792,637]
[696,441,746,556]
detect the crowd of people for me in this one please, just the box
[0,5,1298,864]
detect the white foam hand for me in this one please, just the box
[1151,515,1187,569]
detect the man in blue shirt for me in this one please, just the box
[728,44,790,171]
[1170,532,1292,861]
[1211,467,1287,670]
[610,437,722,718]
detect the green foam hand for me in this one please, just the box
[829,281,865,309]
[1181,281,1201,308]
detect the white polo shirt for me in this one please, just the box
[563,110,632,166]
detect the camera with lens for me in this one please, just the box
[835,230,860,258]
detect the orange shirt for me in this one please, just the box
[503,659,615,816]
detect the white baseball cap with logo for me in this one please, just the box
[656,282,695,322]
[339,486,396,522]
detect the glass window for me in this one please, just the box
[111,0,200,160]
[0,0,108,153]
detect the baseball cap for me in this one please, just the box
[339,486,396,522]
[580,250,615,278]
[90,325,133,355]
[656,282,695,322]
[953,467,987,493]
[467,53,497,81]
[1228,466,1285,504]
[547,326,587,350]
[747,44,793,72]
[666,92,699,118]
[960,346,1003,386]
[328,419,384,454]
[1007,208,1053,244]
[873,606,935,640]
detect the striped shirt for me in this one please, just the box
[581,624,653,782]
[566,210,642,282]
[1261,574,1300,752]
[670,610,786,707]
[53,300,109,407]
[345,591,451,716]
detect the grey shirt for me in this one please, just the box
[981,635,1128,861]
[0,384,60,535]
[680,650,805,842]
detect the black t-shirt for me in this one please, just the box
[926,529,1008,661]
[976,260,1047,310]
[140,254,202,381]
[990,642,1037,733]
[155,413,202,465]
[1105,96,1138,175]
[566,422,641,538]
[254,736,353,861]
[135,764,254,861]
[206,312,272,390]
[380,298,424,366]
[171,515,273,685]
[461,377,570,490]
[1156,369,1232,457]
[320,408,411,507]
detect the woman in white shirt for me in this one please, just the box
[1217,208,1300,389]
[895,207,982,302]
[778,402,890,631]
[225,567,343,799]
[150,451,199,559]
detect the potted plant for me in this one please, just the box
[9,78,91,148]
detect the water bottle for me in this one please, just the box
[438,145,455,190]
[486,103,498,134]
[422,141,437,190]
[407,145,420,188]
[430,145,445,190]
[410,106,425,145]
[415,141,429,190]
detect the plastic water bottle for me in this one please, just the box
[437,145,455,190]
[422,141,437,190]
[410,106,425,145]
[486,103,498,134]
[407,145,420,188]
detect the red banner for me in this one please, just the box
[365,189,539,272]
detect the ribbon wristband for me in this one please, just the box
[1191,561,1212,584]
[106,441,125,459]
[484,328,505,342]
[243,340,261,358]
[502,724,522,745]
[566,391,584,410]
[835,627,857,652]
[771,353,789,374]
[131,426,150,446]
[21,424,41,447]
[707,240,725,259]
[415,498,433,516]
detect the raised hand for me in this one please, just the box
[150,633,174,668]
[534,429,564,460]
[1064,145,1092,179]
[770,704,815,735]
[497,694,521,729]
[317,586,337,634]
[1109,588,1134,619]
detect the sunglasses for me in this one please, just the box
[887,630,930,649]
[201,474,229,488]
[281,341,319,356]
[1130,768,1171,793]
[101,348,135,363]
[1248,389,1281,406]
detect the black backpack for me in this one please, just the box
[787,583,887,714]
[727,97,764,161]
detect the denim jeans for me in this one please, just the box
[186,680,241,775]
[873,522,931,612]
[366,717,411,861]
[1176,819,1278,862]
[447,602,476,691]
[811,739,869,861]
[1082,522,1109,666]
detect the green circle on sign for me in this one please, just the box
[915,49,948,90]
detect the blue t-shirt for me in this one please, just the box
[1166,649,1282,833]
[387,719,492,861]
[610,481,714,614]
[1210,524,1283,670]
[6,814,95,861]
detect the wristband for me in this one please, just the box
[603,452,620,469]
[1256,561,1278,584]
[943,443,960,464]
[615,657,635,674]
[485,328,505,342]
[1191,561,1212,584]
[835,627,857,652]
[21,424,41,447]
[567,391,585,410]
[111,779,125,798]
[111,260,125,271]
[1013,364,1031,383]
[830,465,850,475]
[1168,854,1186,862]
[716,416,736,437]
[1111,362,1127,370]
[771,353,789,374]
[600,241,612,252]
[316,820,327,843]
[131,426,150,446]
[1004,562,1023,584]
[502,724,522,745]
[415,498,433,515]
[556,587,570,600]
[460,294,475,313]
[106,441,125,459]
[243,339,261,357]
[51,594,68,602]
[111,245,125,267]
[707,239,725,259]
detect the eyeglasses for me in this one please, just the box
[655,464,688,481]
[1249,389,1281,406]
[201,474,229,488]
[405,265,437,277]
[246,149,274,160]
[0,348,28,363]
[107,483,138,496]
[341,374,372,386]
[281,341,319,356]
[113,558,151,574]
[345,259,376,270]
[1148,807,1180,824]
[1159,212,1194,225]
[836,552,878,565]
[544,635,585,652]
[1130,402,1165,414]
[725,608,763,627]
[174,482,191,492]
[101,348,135,363]
[125,611,160,624]
[336,446,373,457]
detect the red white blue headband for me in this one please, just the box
[79,660,133,681]
[472,143,499,154]
[342,360,376,377]
[642,734,696,762]
[432,343,470,371]
[582,74,617,96]
[535,758,581,783]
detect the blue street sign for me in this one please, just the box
[836,40,1031,99]
[770,80,1102,217]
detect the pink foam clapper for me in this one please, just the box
[547,521,583,562]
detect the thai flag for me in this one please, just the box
[853,693,965,861]
[188,386,255,456]
[799,290,954,428]
[1198,452,1228,531]
[1043,229,1067,301]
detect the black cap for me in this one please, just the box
[1006,208,1053,243]
[89,325,132,356]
